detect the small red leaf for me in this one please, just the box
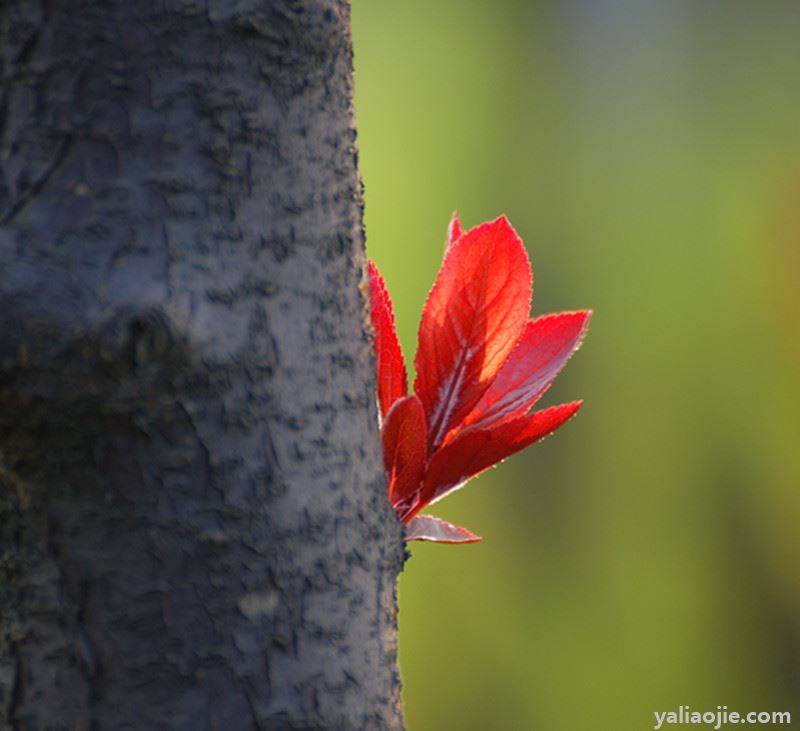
[414,216,532,451]
[381,395,427,517]
[405,514,481,543]
[371,214,590,546]
[418,401,583,509]
[368,261,408,418]
[445,210,463,252]
[457,311,592,435]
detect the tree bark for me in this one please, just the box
[0,2,405,729]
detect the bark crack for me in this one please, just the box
[0,133,73,225]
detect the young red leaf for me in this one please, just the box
[381,394,427,517]
[445,210,463,252]
[417,401,583,510]
[405,514,481,544]
[457,311,592,435]
[414,216,532,451]
[368,261,408,418]
[370,213,590,545]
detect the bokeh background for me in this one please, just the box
[352,2,800,729]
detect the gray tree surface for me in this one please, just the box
[0,1,405,728]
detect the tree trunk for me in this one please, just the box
[0,2,405,729]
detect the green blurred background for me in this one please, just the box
[352,2,800,729]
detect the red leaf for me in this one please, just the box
[368,261,408,418]
[414,216,532,451]
[417,401,583,510]
[457,311,592,435]
[445,210,463,252]
[405,514,481,543]
[381,395,427,517]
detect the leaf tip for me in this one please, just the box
[446,210,463,252]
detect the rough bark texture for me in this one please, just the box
[0,2,405,729]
